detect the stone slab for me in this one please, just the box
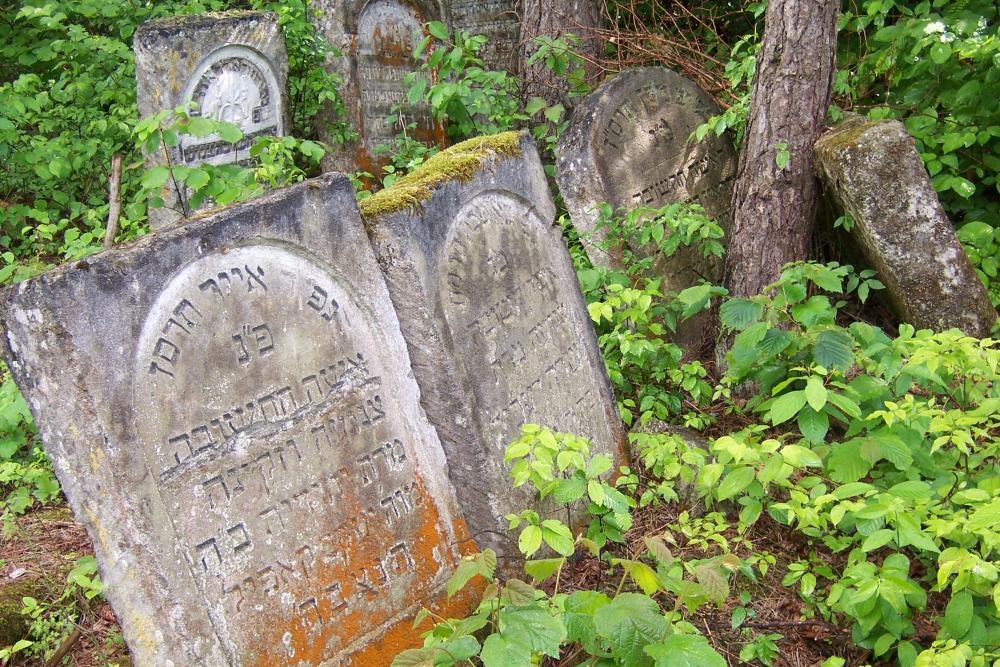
[447,0,519,71]
[556,67,737,293]
[311,0,445,174]
[134,11,290,227]
[815,117,996,337]
[0,175,474,665]
[361,133,627,558]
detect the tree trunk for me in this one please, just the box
[519,0,605,108]
[722,0,839,299]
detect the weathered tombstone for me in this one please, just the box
[447,0,519,71]
[311,0,445,174]
[815,117,997,337]
[556,67,737,294]
[134,11,290,228]
[360,132,627,557]
[0,175,477,664]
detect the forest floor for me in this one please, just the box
[0,490,907,667]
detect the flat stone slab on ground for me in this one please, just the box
[361,132,626,557]
[134,11,290,227]
[0,175,474,665]
[556,67,736,289]
[815,117,996,336]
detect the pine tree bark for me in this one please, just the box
[723,0,839,299]
[519,0,605,108]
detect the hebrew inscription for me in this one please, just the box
[440,192,615,452]
[134,245,457,664]
[356,0,432,154]
[179,45,284,166]
[448,0,518,71]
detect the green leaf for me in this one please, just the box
[594,594,667,666]
[427,21,449,41]
[827,440,871,483]
[780,444,822,468]
[646,634,727,667]
[480,634,531,667]
[896,514,939,553]
[887,481,931,501]
[804,376,827,412]
[448,558,481,597]
[141,166,170,189]
[814,330,854,371]
[769,390,807,425]
[391,648,436,667]
[541,520,575,556]
[518,525,543,556]
[968,499,1000,532]
[564,590,612,652]
[943,590,974,639]
[929,42,951,65]
[498,605,566,658]
[861,529,895,552]
[717,466,755,500]
[797,407,829,444]
[720,298,763,329]
[524,558,564,582]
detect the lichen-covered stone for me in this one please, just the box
[0,175,475,665]
[362,132,627,559]
[134,11,290,227]
[815,117,996,336]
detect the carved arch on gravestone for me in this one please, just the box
[178,44,285,167]
[343,0,443,37]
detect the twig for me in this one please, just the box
[103,154,122,248]
[44,626,82,667]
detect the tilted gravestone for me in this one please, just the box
[311,0,445,174]
[556,67,737,294]
[815,117,996,337]
[134,11,290,228]
[360,132,627,557]
[447,0,519,71]
[0,175,477,665]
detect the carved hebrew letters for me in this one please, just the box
[440,193,616,450]
[132,245,456,664]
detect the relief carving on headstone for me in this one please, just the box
[310,0,445,174]
[556,67,737,298]
[361,133,626,558]
[0,175,476,665]
[134,12,290,227]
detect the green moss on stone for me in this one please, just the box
[0,579,44,646]
[359,131,523,219]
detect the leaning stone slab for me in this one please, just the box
[556,67,737,291]
[360,132,627,557]
[0,175,475,665]
[134,11,290,227]
[311,0,444,174]
[815,117,996,337]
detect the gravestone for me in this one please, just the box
[815,117,996,337]
[0,175,476,665]
[556,67,737,294]
[360,133,627,557]
[134,11,290,227]
[311,0,445,174]
[447,0,519,71]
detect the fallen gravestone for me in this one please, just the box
[815,117,996,337]
[134,11,290,228]
[556,67,737,293]
[447,0,519,71]
[311,0,444,174]
[0,175,476,665]
[360,132,627,557]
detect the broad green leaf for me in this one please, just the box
[427,21,449,40]
[593,594,667,666]
[861,529,895,552]
[499,605,566,658]
[645,634,727,667]
[390,648,436,667]
[541,520,574,556]
[217,123,243,143]
[943,590,973,639]
[719,298,763,330]
[518,525,543,556]
[141,166,170,189]
[780,444,822,468]
[564,590,611,653]
[797,407,829,444]
[887,480,931,501]
[769,390,807,425]
[524,558,564,582]
[717,466,755,500]
[814,329,854,371]
[447,558,480,597]
[480,634,531,667]
[968,499,1000,532]
[827,440,871,483]
[694,562,729,605]
[804,376,828,411]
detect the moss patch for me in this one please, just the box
[359,131,523,219]
[0,578,46,646]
